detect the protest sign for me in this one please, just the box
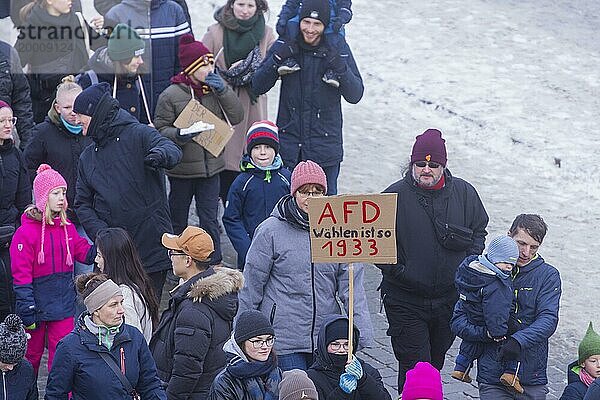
[173,98,233,157]
[307,193,398,264]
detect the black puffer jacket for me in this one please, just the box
[150,266,243,400]
[0,41,34,150]
[307,316,391,400]
[23,106,92,224]
[377,169,489,299]
[0,139,30,228]
[75,92,182,273]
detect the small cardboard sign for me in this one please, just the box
[307,194,398,264]
[173,98,233,157]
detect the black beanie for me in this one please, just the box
[299,0,331,27]
[73,82,112,116]
[235,310,275,344]
[325,318,349,345]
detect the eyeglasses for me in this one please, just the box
[248,337,275,349]
[414,161,441,169]
[328,341,349,351]
[0,117,17,126]
[297,190,325,198]
[168,250,187,258]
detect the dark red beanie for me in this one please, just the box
[178,34,213,76]
[0,100,11,110]
[410,128,447,167]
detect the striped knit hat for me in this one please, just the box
[33,164,72,266]
[246,120,279,155]
[178,34,214,76]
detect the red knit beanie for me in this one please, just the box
[0,100,11,110]
[178,34,214,76]
[410,129,447,167]
[402,362,443,400]
[290,160,327,195]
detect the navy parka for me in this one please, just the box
[74,93,182,273]
[252,37,363,168]
[0,358,38,400]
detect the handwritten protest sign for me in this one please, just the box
[307,194,398,264]
[173,98,233,157]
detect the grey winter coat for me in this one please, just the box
[154,83,244,179]
[238,205,374,355]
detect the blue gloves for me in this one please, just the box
[204,72,225,94]
[338,356,363,393]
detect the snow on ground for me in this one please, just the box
[191,0,600,370]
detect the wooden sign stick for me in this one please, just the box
[347,262,354,363]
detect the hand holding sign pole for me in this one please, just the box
[308,194,397,362]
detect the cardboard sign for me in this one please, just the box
[173,98,233,157]
[308,194,398,264]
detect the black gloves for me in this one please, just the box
[327,47,346,74]
[498,337,521,361]
[272,40,297,64]
[144,150,162,168]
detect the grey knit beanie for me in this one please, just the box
[280,369,318,400]
[0,314,28,364]
[486,236,519,265]
[234,310,274,345]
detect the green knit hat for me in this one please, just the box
[578,322,600,364]
[108,24,145,62]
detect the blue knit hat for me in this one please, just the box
[73,82,112,116]
[486,236,519,265]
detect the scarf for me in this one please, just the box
[227,353,280,400]
[276,195,309,231]
[84,315,121,350]
[579,367,596,387]
[221,12,265,68]
[240,154,283,183]
[61,116,83,134]
[170,74,211,99]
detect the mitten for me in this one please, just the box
[271,40,297,64]
[144,150,162,168]
[345,356,364,380]
[25,323,36,330]
[338,7,353,25]
[339,372,357,393]
[498,337,521,361]
[326,47,346,73]
[204,72,225,94]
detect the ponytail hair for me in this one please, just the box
[19,0,43,23]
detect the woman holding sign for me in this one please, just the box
[238,160,374,371]
[154,34,243,266]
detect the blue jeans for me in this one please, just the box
[479,383,548,400]
[278,352,314,371]
[322,163,340,196]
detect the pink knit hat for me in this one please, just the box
[290,160,327,195]
[402,362,443,400]
[33,164,71,266]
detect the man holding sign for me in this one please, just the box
[378,128,489,394]
[238,160,373,371]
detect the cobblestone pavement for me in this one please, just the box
[35,212,567,399]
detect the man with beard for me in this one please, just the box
[377,128,489,394]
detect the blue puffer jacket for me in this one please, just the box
[584,378,600,400]
[45,314,166,400]
[222,156,291,269]
[252,37,363,168]
[453,255,513,338]
[0,359,37,400]
[560,362,588,400]
[451,255,561,386]
[105,0,190,116]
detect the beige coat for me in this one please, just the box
[201,22,276,171]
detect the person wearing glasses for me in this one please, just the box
[307,316,391,400]
[238,160,373,371]
[377,128,489,395]
[0,101,31,322]
[209,310,282,399]
[150,226,243,400]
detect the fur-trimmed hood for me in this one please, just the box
[188,266,244,302]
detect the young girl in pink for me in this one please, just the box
[10,164,94,374]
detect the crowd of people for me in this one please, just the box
[0,0,598,399]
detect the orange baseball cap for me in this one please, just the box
[161,226,214,261]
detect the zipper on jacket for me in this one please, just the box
[310,262,316,352]
[2,370,6,400]
[120,347,126,375]
[50,232,56,274]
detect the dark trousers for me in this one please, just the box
[219,170,240,201]
[322,163,340,195]
[383,292,456,393]
[0,247,13,321]
[168,175,222,264]
[148,270,167,303]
